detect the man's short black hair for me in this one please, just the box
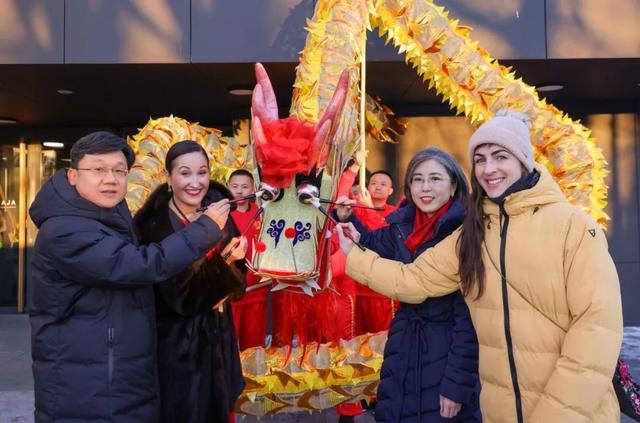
[70,131,135,169]
[367,170,394,185]
[228,169,254,182]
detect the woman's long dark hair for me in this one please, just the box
[457,168,486,300]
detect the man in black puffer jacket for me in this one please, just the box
[29,132,230,422]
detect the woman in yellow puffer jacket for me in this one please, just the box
[336,110,623,423]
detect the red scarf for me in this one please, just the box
[404,199,453,254]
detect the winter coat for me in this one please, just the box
[133,182,245,423]
[346,165,623,423]
[28,169,223,423]
[351,200,480,422]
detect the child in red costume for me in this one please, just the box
[228,169,268,350]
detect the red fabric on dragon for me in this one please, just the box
[256,117,317,189]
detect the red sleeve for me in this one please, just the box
[382,204,397,218]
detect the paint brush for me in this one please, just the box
[318,198,385,211]
[196,193,259,213]
[309,198,366,251]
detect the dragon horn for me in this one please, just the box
[251,115,267,163]
[317,69,350,140]
[254,63,279,122]
[308,119,331,172]
[251,83,269,125]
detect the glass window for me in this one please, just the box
[0,145,20,307]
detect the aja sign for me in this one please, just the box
[1,199,16,208]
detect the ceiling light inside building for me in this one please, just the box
[43,141,65,148]
[57,89,74,95]
[0,117,18,125]
[536,84,564,92]
[228,87,253,96]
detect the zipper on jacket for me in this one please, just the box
[498,205,524,423]
[107,327,114,389]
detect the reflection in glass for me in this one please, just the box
[0,145,20,306]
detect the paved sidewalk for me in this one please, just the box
[1,314,637,422]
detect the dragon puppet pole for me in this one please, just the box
[359,16,367,197]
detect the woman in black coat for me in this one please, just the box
[337,147,481,422]
[134,141,247,423]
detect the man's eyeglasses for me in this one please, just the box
[75,167,129,178]
[410,175,449,187]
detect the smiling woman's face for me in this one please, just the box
[167,151,210,209]
[409,159,455,216]
[473,143,524,198]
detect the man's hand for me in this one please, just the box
[440,395,462,419]
[203,199,230,230]
[335,195,356,222]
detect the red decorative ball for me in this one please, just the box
[284,228,296,239]
[255,241,267,253]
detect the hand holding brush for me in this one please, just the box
[220,236,248,265]
[221,206,265,261]
[306,197,366,251]
[334,223,366,255]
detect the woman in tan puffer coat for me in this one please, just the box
[336,110,623,423]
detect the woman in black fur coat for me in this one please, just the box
[133,141,247,423]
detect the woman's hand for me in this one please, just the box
[440,395,462,418]
[335,195,355,222]
[334,223,360,256]
[221,236,248,264]
[203,199,230,230]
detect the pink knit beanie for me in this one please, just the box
[468,109,535,172]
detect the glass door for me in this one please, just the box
[0,140,55,312]
[0,142,23,310]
